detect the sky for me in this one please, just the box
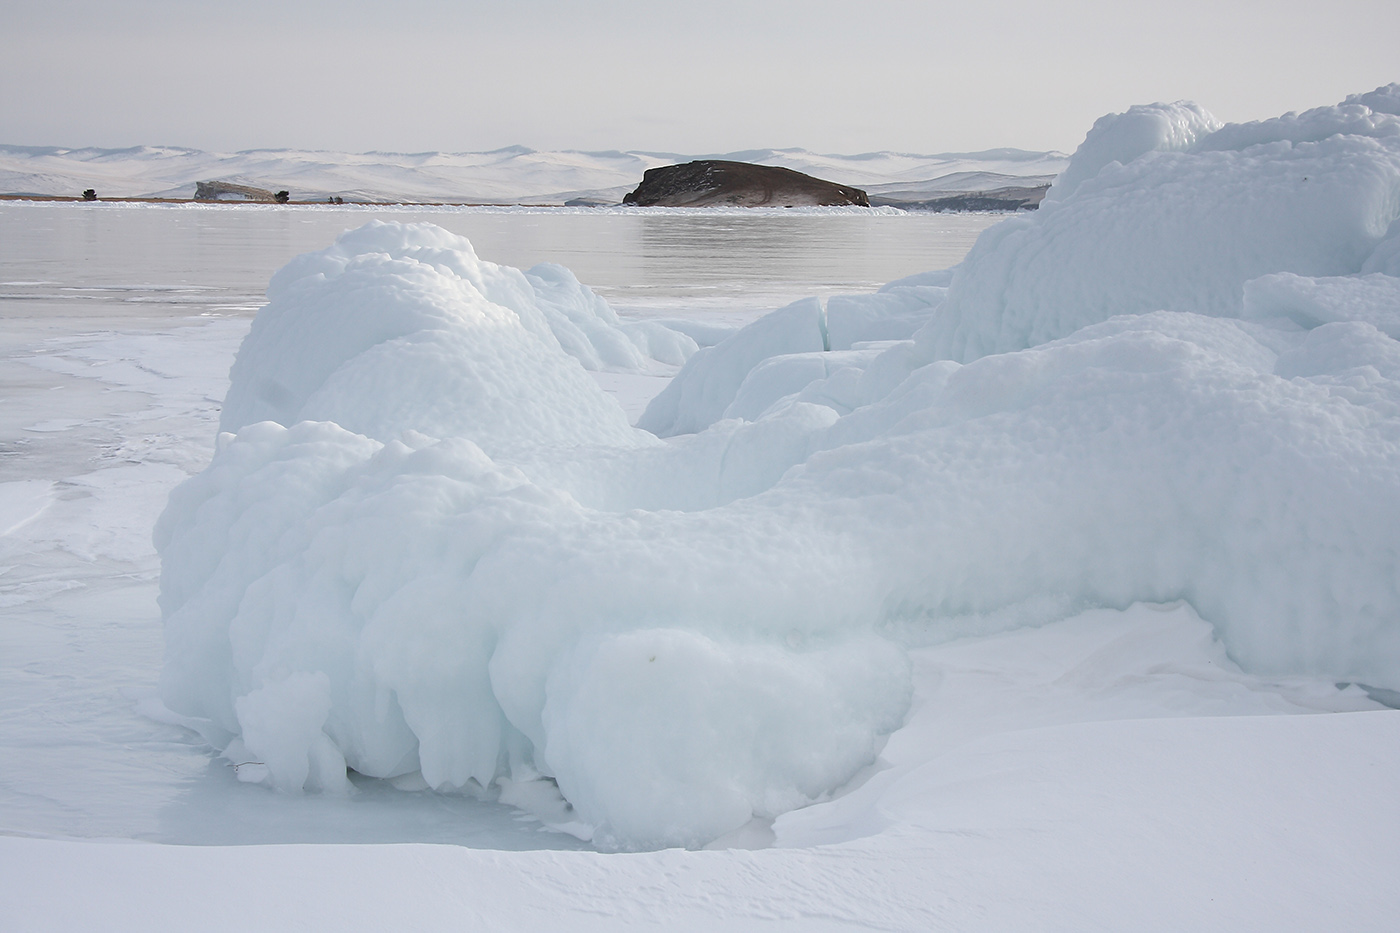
[2,0,1398,156]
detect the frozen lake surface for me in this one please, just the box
[1,200,1001,321]
[0,202,998,847]
[2,153,1398,930]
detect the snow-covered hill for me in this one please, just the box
[0,143,1068,204]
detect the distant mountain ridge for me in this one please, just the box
[0,143,1068,205]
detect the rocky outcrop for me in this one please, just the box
[623,161,868,208]
[195,181,276,202]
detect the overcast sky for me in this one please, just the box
[3,0,1397,156]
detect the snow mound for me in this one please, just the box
[1044,100,1222,203]
[221,221,691,448]
[159,86,1400,851]
[158,420,910,849]
[638,287,946,436]
[920,84,1400,362]
[1244,272,1400,337]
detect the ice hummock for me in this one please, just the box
[221,219,691,450]
[157,84,1400,851]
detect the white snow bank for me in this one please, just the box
[159,87,1400,852]
[161,228,907,846]
[919,84,1400,362]
[8,670,1397,929]
[221,221,690,448]
[158,418,909,849]
[1044,100,1222,203]
[637,298,827,436]
[777,602,1392,849]
[1244,271,1400,337]
[638,287,946,435]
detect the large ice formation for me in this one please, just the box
[221,220,693,447]
[159,85,1400,851]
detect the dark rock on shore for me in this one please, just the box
[623,160,869,208]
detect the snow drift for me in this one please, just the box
[921,92,1400,362]
[158,85,1400,851]
[218,222,691,454]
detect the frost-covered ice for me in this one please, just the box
[148,86,1400,858]
[158,224,912,847]
[219,221,691,449]
[5,85,1400,929]
[921,102,1400,361]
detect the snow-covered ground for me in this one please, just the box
[4,85,1400,930]
[0,143,1068,204]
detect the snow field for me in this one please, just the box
[150,85,1400,858]
[6,605,1396,929]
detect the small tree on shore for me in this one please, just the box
[275,190,290,203]
[82,189,96,201]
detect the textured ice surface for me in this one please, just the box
[10,607,1397,931]
[163,222,912,850]
[638,288,948,436]
[919,92,1400,362]
[221,221,690,448]
[157,86,1400,852]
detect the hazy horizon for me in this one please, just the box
[0,140,1070,158]
[4,0,1397,156]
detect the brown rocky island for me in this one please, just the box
[623,160,869,208]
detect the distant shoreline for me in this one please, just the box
[0,194,515,207]
[0,194,1039,213]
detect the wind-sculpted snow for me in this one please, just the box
[159,86,1400,851]
[917,88,1400,363]
[221,221,690,449]
[638,287,947,435]
[1043,101,1222,203]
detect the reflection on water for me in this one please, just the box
[632,211,987,290]
[0,201,1003,323]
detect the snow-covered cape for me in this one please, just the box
[156,85,1400,851]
